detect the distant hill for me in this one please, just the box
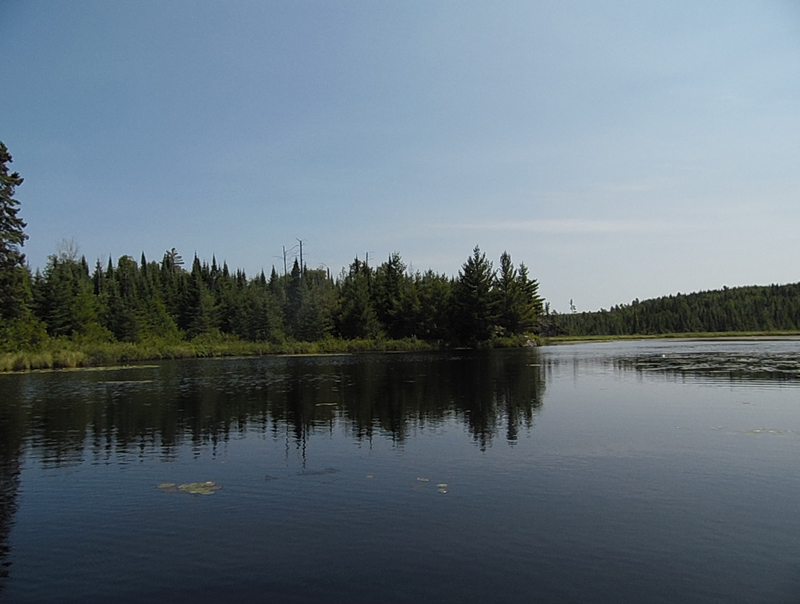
[555,283,800,336]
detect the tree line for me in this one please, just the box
[0,142,544,351]
[557,284,800,336]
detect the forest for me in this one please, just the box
[556,284,800,336]
[6,138,798,370]
[0,142,544,366]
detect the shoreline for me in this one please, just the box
[3,331,798,374]
[543,331,800,345]
[0,335,536,373]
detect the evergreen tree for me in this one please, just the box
[294,268,335,341]
[513,261,543,334]
[336,258,380,339]
[180,256,217,338]
[415,270,452,341]
[495,251,521,335]
[0,142,30,322]
[373,252,407,339]
[103,256,142,341]
[452,246,498,343]
[284,259,304,336]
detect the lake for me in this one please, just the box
[1,339,800,603]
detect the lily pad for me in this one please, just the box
[176,481,221,495]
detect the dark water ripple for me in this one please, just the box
[1,343,800,603]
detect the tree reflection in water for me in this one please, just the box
[3,349,546,468]
[0,377,24,596]
[0,349,546,586]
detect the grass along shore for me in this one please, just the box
[0,336,431,372]
[4,331,799,372]
[0,333,541,373]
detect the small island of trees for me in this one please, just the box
[0,142,545,370]
[5,140,799,371]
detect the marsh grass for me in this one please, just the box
[0,330,558,373]
[0,334,443,373]
[0,349,89,371]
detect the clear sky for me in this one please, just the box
[2,1,798,312]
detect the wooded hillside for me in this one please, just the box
[556,283,800,336]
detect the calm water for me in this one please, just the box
[1,340,800,603]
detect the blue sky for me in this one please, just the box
[2,1,799,311]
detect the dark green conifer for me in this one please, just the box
[336,258,380,339]
[452,246,498,343]
[0,142,30,321]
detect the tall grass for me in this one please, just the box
[0,349,89,371]
[0,331,554,373]
[0,334,442,373]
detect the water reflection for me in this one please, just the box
[541,339,800,387]
[615,350,800,385]
[6,342,800,602]
[0,378,24,596]
[2,349,545,470]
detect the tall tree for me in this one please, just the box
[0,142,29,321]
[373,252,407,339]
[495,252,543,335]
[452,246,498,343]
[515,262,543,332]
[415,270,452,341]
[179,256,217,338]
[336,258,380,339]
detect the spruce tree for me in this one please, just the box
[337,258,380,339]
[0,142,29,321]
[374,252,406,339]
[452,246,498,343]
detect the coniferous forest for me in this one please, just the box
[4,139,800,371]
[0,142,545,368]
[556,284,800,337]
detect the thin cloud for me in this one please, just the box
[594,182,654,193]
[447,218,668,234]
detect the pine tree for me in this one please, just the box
[452,246,498,343]
[0,142,30,321]
[495,251,521,335]
[514,262,543,333]
[180,256,216,338]
[374,252,407,339]
[416,270,452,341]
[336,258,380,339]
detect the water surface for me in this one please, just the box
[1,341,799,603]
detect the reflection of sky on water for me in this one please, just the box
[3,343,800,603]
[541,339,800,387]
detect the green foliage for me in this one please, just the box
[0,142,29,322]
[415,270,452,341]
[0,315,49,351]
[373,252,408,339]
[495,252,543,336]
[2,227,544,366]
[293,268,335,341]
[452,246,499,344]
[558,283,800,336]
[336,258,381,339]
